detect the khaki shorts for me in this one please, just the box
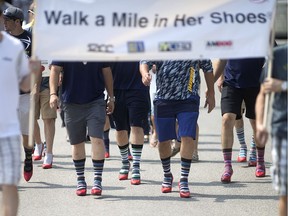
[35,88,57,120]
[19,94,30,135]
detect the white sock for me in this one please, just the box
[44,153,53,164]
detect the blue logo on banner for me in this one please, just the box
[127,41,145,53]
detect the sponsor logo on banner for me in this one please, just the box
[159,41,192,52]
[206,41,233,49]
[127,41,145,53]
[88,43,114,53]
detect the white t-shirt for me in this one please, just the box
[0,31,29,138]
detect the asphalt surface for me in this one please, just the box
[12,74,278,216]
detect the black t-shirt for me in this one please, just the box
[14,30,32,94]
[14,30,32,58]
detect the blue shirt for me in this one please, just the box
[141,60,213,101]
[224,58,265,88]
[51,61,109,104]
[110,61,148,90]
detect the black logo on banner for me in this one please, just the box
[88,44,114,53]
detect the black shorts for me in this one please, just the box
[112,89,149,131]
[221,84,260,120]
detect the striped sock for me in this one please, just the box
[92,159,104,190]
[223,148,232,167]
[249,136,257,161]
[103,129,110,153]
[161,157,173,188]
[179,157,191,193]
[256,147,265,166]
[131,144,143,180]
[235,127,247,157]
[118,144,130,174]
[73,158,86,190]
[24,147,33,172]
[222,148,233,177]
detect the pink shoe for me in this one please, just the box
[131,178,141,185]
[91,188,102,196]
[255,164,266,177]
[42,154,53,169]
[33,143,44,161]
[221,167,233,184]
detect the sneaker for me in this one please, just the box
[192,153,199,162]
[33,143,44,161]
[221,167,233,184]
[255,164,266,177]
[23,159,33,182]
[42,153,53,169]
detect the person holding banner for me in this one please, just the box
[109,61,150,185]
[214,58,265,183]
[22,2,57,169]
[256,44,287,216]
[3,6,35,182]
[140,60,215,198]
[0,8,41,214]
[49,61,114,196]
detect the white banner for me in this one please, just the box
[33,0,276,61]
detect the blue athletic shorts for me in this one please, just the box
[154,100,199,142]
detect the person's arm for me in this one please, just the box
[213,59,227,83]
[203,71,215,113]
[49,65,62,109]
[255,84,268,147]
[20,59,41,92]
[139,60,152,86]
[102,66,114,115]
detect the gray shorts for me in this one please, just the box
[271,136,287,196]
[63,99,106,145]
[19,94,30,135]
[0,135,21,186]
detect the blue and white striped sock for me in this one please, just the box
[131,144,143,180]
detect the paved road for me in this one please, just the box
[14,75,278,216]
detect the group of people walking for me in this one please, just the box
[0,2,287,216]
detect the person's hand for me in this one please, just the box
[216,76,224,93]
[142,73,152,86]
[263,78,283,93]
[256,124,268,147]
[49,94,59,110]
[204,90,215,113]
[106,100,114,115]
